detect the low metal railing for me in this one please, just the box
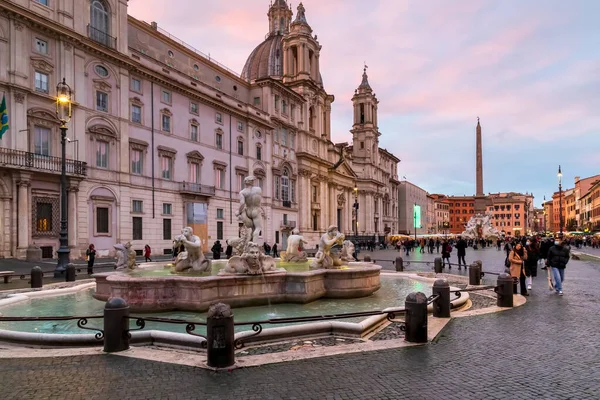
[0,315,104,339]
[0,147,87,176]
[87,25,117,49]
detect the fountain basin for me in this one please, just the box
[93,262,381,312]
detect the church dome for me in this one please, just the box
[241,33,284,82]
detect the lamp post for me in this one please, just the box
[54,78,72,278]
[353,185,359,238]
[414,203,418,242]
[558,165,563,235]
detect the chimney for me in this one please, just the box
[151,21,158,30]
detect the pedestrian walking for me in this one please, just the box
[441,241,452,267]
[546,234,570,296]
[272,243,278,258]
[524,239,539,290]
[225,242,233,259]
[144,244,152,262]
[455,236,467,270]
[508,242,528,296]
[211,240,223,260]
[86,244,96,275]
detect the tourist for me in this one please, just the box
[144,244,152,262]
[441,240,452,267]
[86,244,96,275]
[546,234,570,296]
[496,238,502,251]
[524,239,539,290]
[272,243,278,257]
[455,236,467,270]
[436,239,441,253]
[225,242,233,259]
[508,242,528,296]
[211,240,223,260]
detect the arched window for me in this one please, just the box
[90,0,110,45]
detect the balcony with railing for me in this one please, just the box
[87,25,117,49]
[0,147,87,176]
[281,220,296,229]
[179,182,215,197]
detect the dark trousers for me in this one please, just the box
[87,260,94,274]
[457,255,466,267]
[513,269,528,295]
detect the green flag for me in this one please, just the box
[0,94,8,139]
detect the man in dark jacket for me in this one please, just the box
[455,236,467,269]
[546,234,570,295]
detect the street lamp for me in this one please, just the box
[353,185,359,238]
[414,203,418,242]
[54,78,72,278]
[558,165,563,235]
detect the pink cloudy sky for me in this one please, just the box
[128,0,599,205]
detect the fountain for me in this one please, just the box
[461,212,502,240]
[92,176,382,312]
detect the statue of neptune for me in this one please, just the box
[235,176,262,243]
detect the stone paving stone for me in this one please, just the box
[1,251,600,399]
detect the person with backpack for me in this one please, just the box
[211,240,223,260]
[455,236,467,270]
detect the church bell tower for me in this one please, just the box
[351,66,380,163]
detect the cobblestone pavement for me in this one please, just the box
[1,252,600,399]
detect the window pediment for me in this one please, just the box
[161,108,172,117]
[31,57,54,73]
[186,150,204,162]
[88,125,118,142]
[130,96,144,106]
[129,138,148,152]
[27,108,58,127]
[213,160,227,168]
[215,127,224,135]
[93,79,112,92]
[253,168,266,178]
[190,118,199,125]
[157,145,177,158]
[235,166,249,175]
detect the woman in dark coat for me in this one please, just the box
[524,239,539,290]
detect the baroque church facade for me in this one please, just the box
[0,0,399,260]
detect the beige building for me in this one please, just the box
[0,0,400,260]
[486,192,534,236]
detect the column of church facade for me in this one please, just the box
[16,179,30,256]
[329,183,336,228]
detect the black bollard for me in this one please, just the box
[495,273,514,308]
[404,292,428,343]
[468,262,481,285]
[65,263,76,282]
[30,266,43,289]
[432,279,451,318]
[206,303,235,368]
[395,257,404,272]
[103,297,130,353]
[434,257,443,273]
[363,255,372,262]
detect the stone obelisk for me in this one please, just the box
[473,117,488,214]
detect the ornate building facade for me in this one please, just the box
[0,0,400,259]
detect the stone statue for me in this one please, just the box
[173,227,211,272]
[340,240,356,263]
[222,242,277,275]
[283,228,308,262]
[114,242,136,270]
[461,212,501,240]
[226,226,251,257]
[235,176,262,243]
[311,225,345,269]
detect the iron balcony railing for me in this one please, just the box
[280,220,296,228]
[0,147,87,176]
[87,25,117,49]
[179,182,216,196]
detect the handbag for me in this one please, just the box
[504,256,510,268]
[86,255,90,262]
